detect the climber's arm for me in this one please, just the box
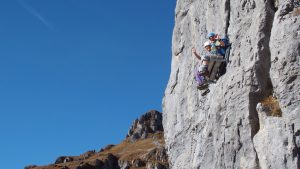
[192,47,202,60]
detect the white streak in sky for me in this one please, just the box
[18,0,55,31]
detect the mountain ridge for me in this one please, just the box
[25,110,169,169]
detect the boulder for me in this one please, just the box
[103,153,119,169]
[55,156,73,164]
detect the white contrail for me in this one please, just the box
[18,0,55,31]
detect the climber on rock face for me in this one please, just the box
[192,33,231,91]
[192,41,225,76]
[207,32,226,56]
[192,39,228,91]
[207,32,224,46]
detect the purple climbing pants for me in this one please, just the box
[194,67,206,85]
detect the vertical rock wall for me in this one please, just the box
[163,0,299,168]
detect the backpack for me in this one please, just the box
[221,37,230,48]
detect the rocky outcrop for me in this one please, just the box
[127,110,163,142]
[74,163,97,169]
[99,144,115,152]
[146,162,168,169]
[100,154,119,169]
[26,110,169,169]
[55,156,74,164]
[81,150,96,159]
[163,0,299,169]
[24,165,37,169]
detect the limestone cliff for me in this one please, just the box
[163,0,300,169]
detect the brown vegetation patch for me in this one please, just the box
[30,131,167,169]
[293,7,300,16]
[261,95,282,117]
[93,132,165,161]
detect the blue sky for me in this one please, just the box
[0,0,175,168]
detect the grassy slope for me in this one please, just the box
[33,132,166,169]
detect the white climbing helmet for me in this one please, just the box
[203,41,211,47]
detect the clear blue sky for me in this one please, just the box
[0,1,175,168]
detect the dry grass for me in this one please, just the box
[261,95,282,117]
[33,132,166,169]
[96,132,165,161]
[293,7,300,16]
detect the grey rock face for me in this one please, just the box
[253,103,291,169]
[127,110,163,142]
[163,0,299,169]
[118,160,130,169]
